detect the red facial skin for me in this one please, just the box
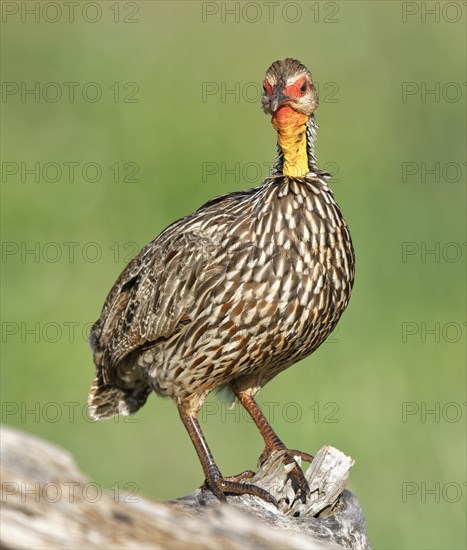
[273,78,308,130]
[283,77,308,99]
[264,76,309,128]
[263,76,307,99]
[263,79,273,96]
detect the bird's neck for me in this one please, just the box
[272,111,318,177]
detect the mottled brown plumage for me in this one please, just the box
[89,58,355,504]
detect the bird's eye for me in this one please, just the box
[300,82,308,93]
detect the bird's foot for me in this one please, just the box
[202,471,277,506]
[259,446,314,496]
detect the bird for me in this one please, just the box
[88,58,355,505]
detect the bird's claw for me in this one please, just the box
[259,447,314,497]
[203,473,278,507]
[224,469,256,482]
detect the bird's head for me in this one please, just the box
[261,59,319,177]
[261,58,318,118]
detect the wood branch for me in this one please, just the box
[0,426,370,549]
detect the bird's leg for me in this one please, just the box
[234,389,313,495]
[177,404,277,505]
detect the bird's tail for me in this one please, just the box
[88,373,151,420]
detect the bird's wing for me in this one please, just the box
[91,190,255,377]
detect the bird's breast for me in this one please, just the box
[145,176,354,397]
[206,176,354,336]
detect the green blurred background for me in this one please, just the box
[1,1,466,548]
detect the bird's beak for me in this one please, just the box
[270,83,288,113]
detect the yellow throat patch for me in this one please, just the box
[272,107,309,177]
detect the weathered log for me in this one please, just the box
[0,426,370,549]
